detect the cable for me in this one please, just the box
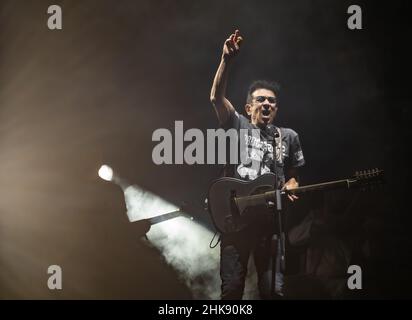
[209,231,221,248]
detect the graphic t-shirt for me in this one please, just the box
[224,111,305,187]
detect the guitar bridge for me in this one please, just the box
[224,215,236,233]
[230,190,239,217]
[266,200,275,208]
[222,190,239,233]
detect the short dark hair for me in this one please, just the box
[246,80,281,104]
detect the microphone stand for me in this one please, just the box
[270,127,285,298]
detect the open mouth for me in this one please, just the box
[262,109,271,117]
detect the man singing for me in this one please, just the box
[210,30,305,299]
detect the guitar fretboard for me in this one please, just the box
[288,179,351,194]
[147,210,183,225]
[235,179,352,207]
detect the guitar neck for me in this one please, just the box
[290,179,351,195]
[235,179,352,208]
[147,210,184,225]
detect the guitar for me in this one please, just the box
[131,205,194,235]
[207,169,384,234]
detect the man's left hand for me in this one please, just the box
[282,178,299,202]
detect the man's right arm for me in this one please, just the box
[210,30,242,126]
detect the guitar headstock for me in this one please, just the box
[352,168,385,189]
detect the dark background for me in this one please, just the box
[0,0,409,299]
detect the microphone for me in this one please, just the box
[265,124,279,138]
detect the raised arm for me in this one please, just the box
[210,30,243,126]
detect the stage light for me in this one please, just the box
[123,183,221,299]
[98,165,113,181]
[97,163,226,299]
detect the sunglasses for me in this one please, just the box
[254,96,277,104]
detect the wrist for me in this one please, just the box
[221,54,232,64]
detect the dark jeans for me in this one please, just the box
[220,214,278,300]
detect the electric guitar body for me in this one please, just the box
[208,173,277,234]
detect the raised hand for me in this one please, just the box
[222,29,243,61]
